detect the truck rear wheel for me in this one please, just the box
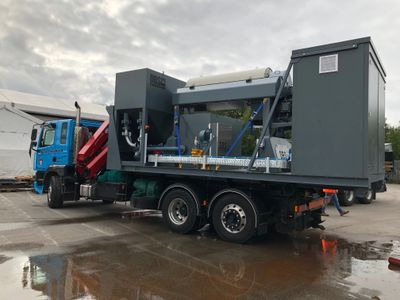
[161,189,200,234]
[358,189,373,204]
[47,176,63,208]
[338,190,354,206]
[212,193,256,243]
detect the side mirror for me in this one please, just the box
[31,128,38,141]
[29,141,37,157]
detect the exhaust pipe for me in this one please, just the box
[73,101,87,164]
[74,101,81,126]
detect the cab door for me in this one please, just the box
[35,121,70,171]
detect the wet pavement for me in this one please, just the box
[1,187,400,299]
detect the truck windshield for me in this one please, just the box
[41,127,55,147]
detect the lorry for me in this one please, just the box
[30,37,386,243]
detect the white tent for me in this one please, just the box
[0,89,108,121]
[0,104,42,179]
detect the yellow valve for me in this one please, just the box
[191,149,204,157]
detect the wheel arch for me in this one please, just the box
[157,183,202,216]
[43,165,74,192]
[207,188,258,228]
[43,171,59,192]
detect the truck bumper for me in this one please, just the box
[293,197,328,231]
[34,181,45,194]
[294,197,328,216]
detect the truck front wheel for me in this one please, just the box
[47,176,63,208]
[161,189,200,234]
[212,193,256,243]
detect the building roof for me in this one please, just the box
[0,102,43,124]
[0,89,108,121]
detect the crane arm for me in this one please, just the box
[76,120,109,178]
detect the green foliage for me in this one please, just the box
[217,106,257,156]
[217,106,251,125]
[385,122,400,160]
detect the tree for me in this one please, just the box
[217,106,257,156]
[385,122,400,160]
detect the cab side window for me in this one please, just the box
[41,128,55,147]
[60,123,68,144]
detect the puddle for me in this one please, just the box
[38,212,121,226]
[0,254,11,264]
[0,242,44,251]
[0,232,399,299]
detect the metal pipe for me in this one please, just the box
[247,59,297,171]
[122,112,138,148]
[73,101,82,164]
[74,101,81,126]
[174,106,182,157]
[147,145,185,152]
[144,133,148,163]
[124,134,137,148]
[216,122,219,156]
[208,123,212,156]
[202,134,215,154]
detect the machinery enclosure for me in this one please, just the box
[291,37,386,184]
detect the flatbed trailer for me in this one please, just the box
[31,37,386,243]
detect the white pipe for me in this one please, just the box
[123,130,137,148]
[144,133,148,163]
[122,112,138,148]
[208,123,212,156]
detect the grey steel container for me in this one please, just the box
[291,37,386,183]
[107,68,185,168]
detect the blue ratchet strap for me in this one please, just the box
[225,102,264,156]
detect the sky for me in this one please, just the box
[0,0,399,124]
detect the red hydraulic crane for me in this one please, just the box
[76,120,109,179]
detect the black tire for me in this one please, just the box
[338,190,355,207]
[212,193,257,243]
[372,189,377,201]
[161,189,200,234]
[47,176,63,208]
[102,200,114,204]
[358,189,373,204]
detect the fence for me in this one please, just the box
[388,160,400,184]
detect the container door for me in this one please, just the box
[378,72,385,174]
[367,55,380,174]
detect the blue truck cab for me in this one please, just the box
[31,119,101,194]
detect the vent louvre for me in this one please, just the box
[319,54,338,74]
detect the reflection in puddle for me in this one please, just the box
[1,233,399,300]
[1,256,46,299]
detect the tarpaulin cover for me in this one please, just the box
[0,105,41,179]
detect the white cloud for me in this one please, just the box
[0,0,399,124]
